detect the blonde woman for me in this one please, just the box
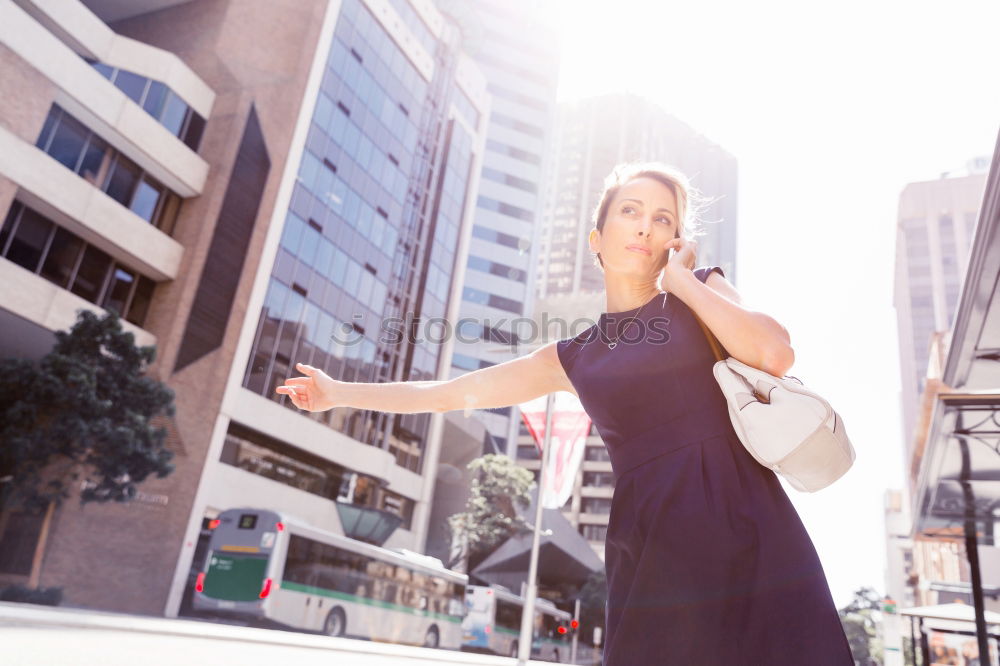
[277,162,853,664]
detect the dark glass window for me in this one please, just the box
[182,112,206,151]
[103,155,141,207]
[130,177,163,222]
[5,207,52,272]
[160,91,189,136]
[113,69,148,104]
[102,266,135,317]
[78,134,110,186]
[46,111,89,171]
[126,276,155,326]
[39,227,84,288]
[142,80,168,118]
[70,245,111,302]
[35,107,59,151]
[91,61,114,79]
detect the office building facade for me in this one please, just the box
[0,0,489,617]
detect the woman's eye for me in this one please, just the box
[622,205,636,214]
[657,216,672,224]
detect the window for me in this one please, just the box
[580,524,608,541]
[35,104,183,233]
[583,471,615,488]
[585,446,611,462]
[581,498,612,514]
[0,202,157,327]
[3,205,52,272]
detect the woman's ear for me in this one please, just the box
[588,227,601,254]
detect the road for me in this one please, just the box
[0,602,600,665]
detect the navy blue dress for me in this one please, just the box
[556,266,852,665]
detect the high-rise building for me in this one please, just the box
[894,160,988,466]
[0,0,490,617]
[537,92,739,299]
[435,0,560,455]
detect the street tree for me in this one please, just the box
[446,453,533,572]
[0,308,175,588]
[839,585,885,665]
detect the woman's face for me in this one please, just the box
[590,176,679,277]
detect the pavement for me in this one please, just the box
[0,601,601,666]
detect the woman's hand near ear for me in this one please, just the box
[662,237,697,291]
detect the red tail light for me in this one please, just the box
[259,578,273,599]
[208,519,220,529]
[484,625,492,634]
[195,572,205,592]
[275,522,285,532]
[558,626,567,635]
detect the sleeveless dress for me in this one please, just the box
[555,266,853,665]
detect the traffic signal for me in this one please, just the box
[570,619,579,631]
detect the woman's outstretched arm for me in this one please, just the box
[275,339,575,414]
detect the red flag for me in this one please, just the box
[520,393,592,509]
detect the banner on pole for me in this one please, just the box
[520,393,592,509]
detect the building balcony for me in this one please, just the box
[3,0,211,196]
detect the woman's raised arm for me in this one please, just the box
[275,340,576,414]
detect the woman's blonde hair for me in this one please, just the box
[591,161,709,270]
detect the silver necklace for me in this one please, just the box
[603,291,667,349]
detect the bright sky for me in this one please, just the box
[543,0,1000,608]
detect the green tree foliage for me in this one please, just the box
[446,453,533,570]
[577,568,608,644]
[0,309,175,512]
[839,585,885,665]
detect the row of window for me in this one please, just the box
[477,195,534,223]
[85,59,206,151]
[472,224,530,252]
[480,166,537,194]
[580,524,608,541]
[36,105,182,234]
[486,139,541,166]
[467,254,526,283]
[221,422,414,530]
[462,286,522,315]
[283,535,462,616]
[0,202,155,327]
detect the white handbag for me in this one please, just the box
[694,316,855,493]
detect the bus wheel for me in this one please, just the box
[423,625,439,649]
[554,648,560,663]
[323,608,346,637]
[509,641,518,657]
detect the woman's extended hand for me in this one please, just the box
[275,362,341,412]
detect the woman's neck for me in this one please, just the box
[603,278,664,314]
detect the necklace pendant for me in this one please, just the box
[608,342,617,350]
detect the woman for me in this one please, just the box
[276,162,853,664]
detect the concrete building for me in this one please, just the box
[436,0,560,455]
[902,141,1000,658]
[895,159,989,468]
[0,0,490,617]
[536,92,739,299]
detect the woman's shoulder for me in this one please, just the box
[555,324,598,375]
[693,264,726,283]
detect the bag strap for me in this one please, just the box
[692,312,728,363]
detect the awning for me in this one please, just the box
[471,487,603,586]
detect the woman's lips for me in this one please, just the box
[626,245,651,255]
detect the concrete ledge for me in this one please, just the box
[0,259,157,348]
[13,0,214,118]
[0,125,183,281]
[2,0,209,196]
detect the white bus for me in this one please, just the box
[461,584,572,662]
[192,508,466,649]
